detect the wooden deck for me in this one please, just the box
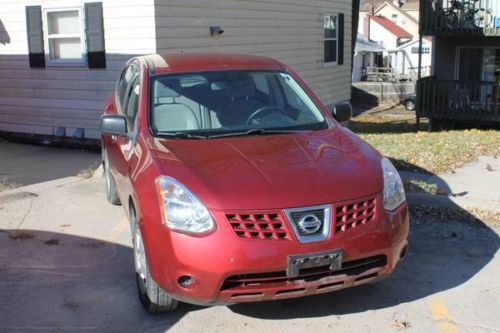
[420,0,500,36]
[417,77,500,123]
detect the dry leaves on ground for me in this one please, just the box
[351,113,500,175]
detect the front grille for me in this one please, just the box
[221,255,387,290]
[226,212,290,240]
[284,205,331,243]
[334,197,376,233]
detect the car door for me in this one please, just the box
[106,61,140,201]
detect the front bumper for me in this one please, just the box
[142,195,409,306]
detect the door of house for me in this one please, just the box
[457,48,482,103]
[457,47,500,108]
[458,48,483,82]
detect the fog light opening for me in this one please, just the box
[178,275,195,288]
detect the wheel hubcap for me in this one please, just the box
[134,224,147,281]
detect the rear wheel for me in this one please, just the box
[103,150,121,205]
[131,207,178,314]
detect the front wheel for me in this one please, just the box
[131,208,178,313]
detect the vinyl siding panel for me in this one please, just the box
[0,0,156,139]
[154,0,352,106]
[0,0,352,140]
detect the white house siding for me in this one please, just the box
[369,20,399,49]
[154,0,352,107]
[405,10,419,21]
[375,4,418,36]
[0,0,156,139]
[400,38,432,76]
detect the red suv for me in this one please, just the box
[101,53,409,313]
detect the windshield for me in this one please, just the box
[150,70,329,138]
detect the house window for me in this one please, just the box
[26,3,105,68]
[411,47,430,54]
[44,8,85,66]
[324,13,338,64]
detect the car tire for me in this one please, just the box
[405,99,416,111]
[131,208,179,314]
[103,150,121,206]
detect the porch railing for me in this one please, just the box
[420,0,500,36]
[364,67,398,82]
[417,77,500,123]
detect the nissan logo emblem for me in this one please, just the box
[297,214,322,234]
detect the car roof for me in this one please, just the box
[140,53,286,74]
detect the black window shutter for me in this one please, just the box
[338,13,344,65]
[85,2,106,68]
[25,6,45,68]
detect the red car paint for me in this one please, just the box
[102,53,409,305]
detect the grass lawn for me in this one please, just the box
[351,112,500,175]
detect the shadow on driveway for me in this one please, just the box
[0,140,100,187]
[0,229,202,332]
[230,212,499,319]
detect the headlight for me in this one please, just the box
[155,176,214,234]
[381,158,406,211]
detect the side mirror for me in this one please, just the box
[100,115,128,137]
[332,102,352,123]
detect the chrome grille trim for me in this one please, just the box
[284,204,331,243]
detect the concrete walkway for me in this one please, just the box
[401,156,500,213]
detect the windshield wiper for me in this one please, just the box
[208,128,306,139]
[156,132,208,139]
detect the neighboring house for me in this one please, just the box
[418,0,500,128]
[352,33,384,82]
[356,0,432,82]
[399,0,420,21]
[0,0,352,141]
[359,0,420,37]
[361,14,430,80]
[369,15,413,49]
[393,37,433,78]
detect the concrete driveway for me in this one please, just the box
[0,139,101,188]
[0,143,499,332]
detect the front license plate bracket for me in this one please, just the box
[287,249,343,277]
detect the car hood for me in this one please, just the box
[148,128,383,210]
